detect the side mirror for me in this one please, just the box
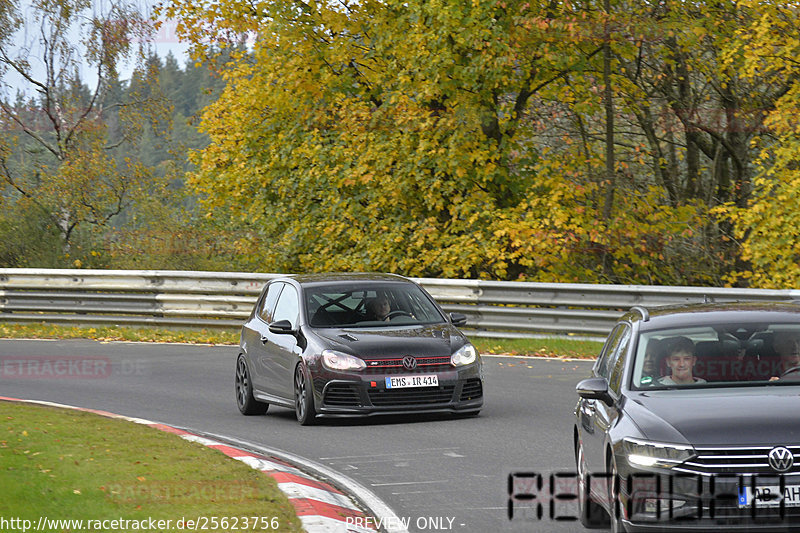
[268,319,296,335]
[576,377,614,406]
[449,312,467,327]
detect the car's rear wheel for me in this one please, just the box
[294,363,317,426]
[235,355,268,415]
[575,438,609,528]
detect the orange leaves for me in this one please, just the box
[168,0,742,283]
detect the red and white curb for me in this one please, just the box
[0,397,379,533]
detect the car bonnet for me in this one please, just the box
[311,324,465,359]
[628,387,800,446]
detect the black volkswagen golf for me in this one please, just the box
[235,273,483,425]
[575,302,800,532]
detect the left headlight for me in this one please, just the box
[451,343,478,366]
[321,350,366,371]
[622,438,696,470]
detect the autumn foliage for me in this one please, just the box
[3,0,797,286]
[717,2,800,288]
[154,0,800,285]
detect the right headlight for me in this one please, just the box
[622,438,696,470]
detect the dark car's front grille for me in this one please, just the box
[675,446,800,475]
[363,356,452,371]
[368,385,455,406]
[323,384,362,407]
[460,379,483,401]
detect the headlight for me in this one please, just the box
[321,350,366,371]
[622,438,696,469]
[451,344,478,366]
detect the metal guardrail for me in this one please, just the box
[1,269,800,338]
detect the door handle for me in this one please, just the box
[260,335,269,344]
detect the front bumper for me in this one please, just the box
[312,363,483,416]
[614,471,800,532]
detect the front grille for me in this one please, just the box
[363,356,452,371]
[368,385,455,406]
[675,446,800,475]
[322,384,362,407]
[460,379,483,401]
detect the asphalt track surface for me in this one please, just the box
[0,339,596,533]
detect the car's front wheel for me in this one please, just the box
[294,363,317,426]
[235,355,268,415]
[607,453,625,533]
[575,438,609,528]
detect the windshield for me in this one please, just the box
[304,283,446,328]
[632,322,800,389]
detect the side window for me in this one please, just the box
[273,285,300,329]
[608,326,632,394]
[258,283,284,323]
[595,325,626,379]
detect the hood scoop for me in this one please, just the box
[339,333,358,342]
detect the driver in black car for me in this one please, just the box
[770,330,800,380]
[366,295,392,321]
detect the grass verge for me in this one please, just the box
[0,322,602,359]
[472,337,602,359]
[0,323,238,345]
[0,401,303,532]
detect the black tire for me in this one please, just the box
[294,363,317,426]
[575,439,609,528]
[607,454,625,533]
[235,355,268,415]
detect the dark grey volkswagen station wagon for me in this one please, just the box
[575,302,800,532]
[235,273,484,425]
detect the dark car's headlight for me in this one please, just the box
[451,344,478,366]
[321,350,366,371]
[622,437,696,469]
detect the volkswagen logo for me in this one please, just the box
[402,356,418,370]
[768,447,795,473]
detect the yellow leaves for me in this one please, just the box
[167,0,744,283]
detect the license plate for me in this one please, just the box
[385,375,438,389]
[738,485,800,508]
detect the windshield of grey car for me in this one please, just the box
[632,323,800,389]
[304,284,445,327]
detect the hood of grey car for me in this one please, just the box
[311,324,463,358]
[629,387,800,446]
